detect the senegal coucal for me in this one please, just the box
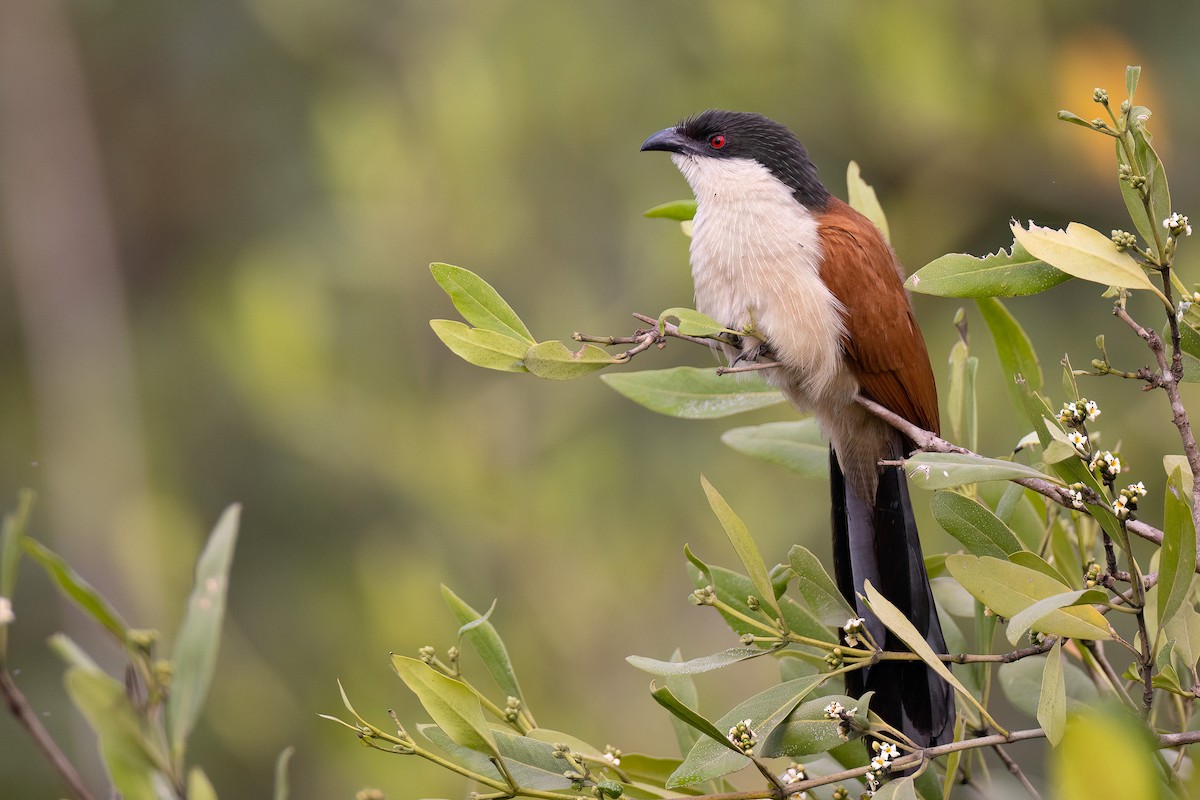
[642,110,954,748]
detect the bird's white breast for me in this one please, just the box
[672,153,851,406]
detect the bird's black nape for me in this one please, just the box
[673,110,831,209]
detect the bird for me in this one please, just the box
[641,110,954,749]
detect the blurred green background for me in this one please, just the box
[2,1,1198,797]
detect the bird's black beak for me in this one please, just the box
[640,126,687,154]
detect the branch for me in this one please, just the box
[1,668,95,800]
[855,396,1184,570]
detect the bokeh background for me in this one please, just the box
[2,1,1199,797]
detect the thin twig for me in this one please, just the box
[992,744,1043,800]
[1,668,95,800]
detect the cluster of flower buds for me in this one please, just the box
[1165,212,1193,237]
[842,617,867,648]
[865,740,902,792]
[1057,398,1100,428]
[727,719,757,754]
[780,763,810,800]
[824,647,845,669]
[1112,481,1148,520]
[1066,484,1086,510]
[1084,561,1103,588]
[1090,450,1122,482]
[602,745,621,767]
[504,696,522,723]
[1111,229,1139,251]
[823,701,860,741]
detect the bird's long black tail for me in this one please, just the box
[830,437,954,748]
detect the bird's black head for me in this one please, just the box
[641,110,830,209]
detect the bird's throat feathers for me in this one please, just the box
[674,152,851,407]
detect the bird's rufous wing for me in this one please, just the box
[817,198,940,436]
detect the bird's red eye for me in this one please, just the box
[709,134,726,149]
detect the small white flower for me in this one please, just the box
[1165,212,1193,236]
[1068,430,1088,452]
[0,596,12,626]
[870,755,888,771]
[1084,400,1100,421]
[1131,481,1147,497]
[879,742,900,761]
[823,701,845,719]
[843,617,866,647]
[1068,488,1085,509]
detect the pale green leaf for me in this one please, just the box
[1039,642,1066,747]
[690,563,835,645]
[1158,467,1197,632]
[761,694,864,758]
[998,653,1097,719]
[65,668,162,800]
[905,452,1057,490]
[977,296,1042,414]
[628,647,775,676]
[929,491,1023,559]
[863,581,999,729]
[650,681,734,754]
[188,767,218,800]
[168,503,240,755]
[429,263,534,343]
[1177,322,1200,383]
[701,477,783,625]
[873,777,916,800]
[945,555,1111,641]
[274,746,294,800]
[429,320,529,373]
[601,367,784,418]
[1005,588,1107,645]
[846,160,889,243]
[663,649,701,757]
[23,537,128,641]
[788,545,855,626]
[523,340,621,380]
[668,675,825,787]
[1053,705,1162,800]
[1010,221,1166,301]
[643,199,697,221]
[440,585,526,712]
[907,241,1068,297]
[721,420,828,478]
[391,656,498,756]
[658,307,733,338]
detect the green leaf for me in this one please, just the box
[658,307,733,338]
[1005,588,1107,646]
[523,340,621,380]
[429,320,529,373]
[788,545,855,626]
[1053,705,1163,800]
[761,693,864,758]
[24,537,128,641]
[976,296,1042,414]
[998,652,1098,719]
[0,489,33,599]
[721,420,828,478]
[1126,65,1141,101]
[701,477,783,626]
[663,649,702,757]
[846,160,889,242]
[65,668,162,800]
[667,674,825,787]
[1010,221,1166,302]
[188,767,219,800]
[904,452,1057,490]
[274,746,295,800]
[440,585,527,713]
[168,503,240,756]
[601,367,785,418]
[1008,550,1074,587]
[1056,110,1097,130]
[429,263,534,344]
[643,199,697,221]
[946,318,974,449]
[391,656,498,756]
[863,581,999,730]
[945,555,1111,641]
[47,632,101,671]
[421,724,577,791]
[929,491,1023,559]
[690,563,835,645]
[1178,321,1200,383]
[650,682,735,755]
[908,241,1068,297]
[873,777,917,800]
[1158,467,1197,632]
[628,647,776,676]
